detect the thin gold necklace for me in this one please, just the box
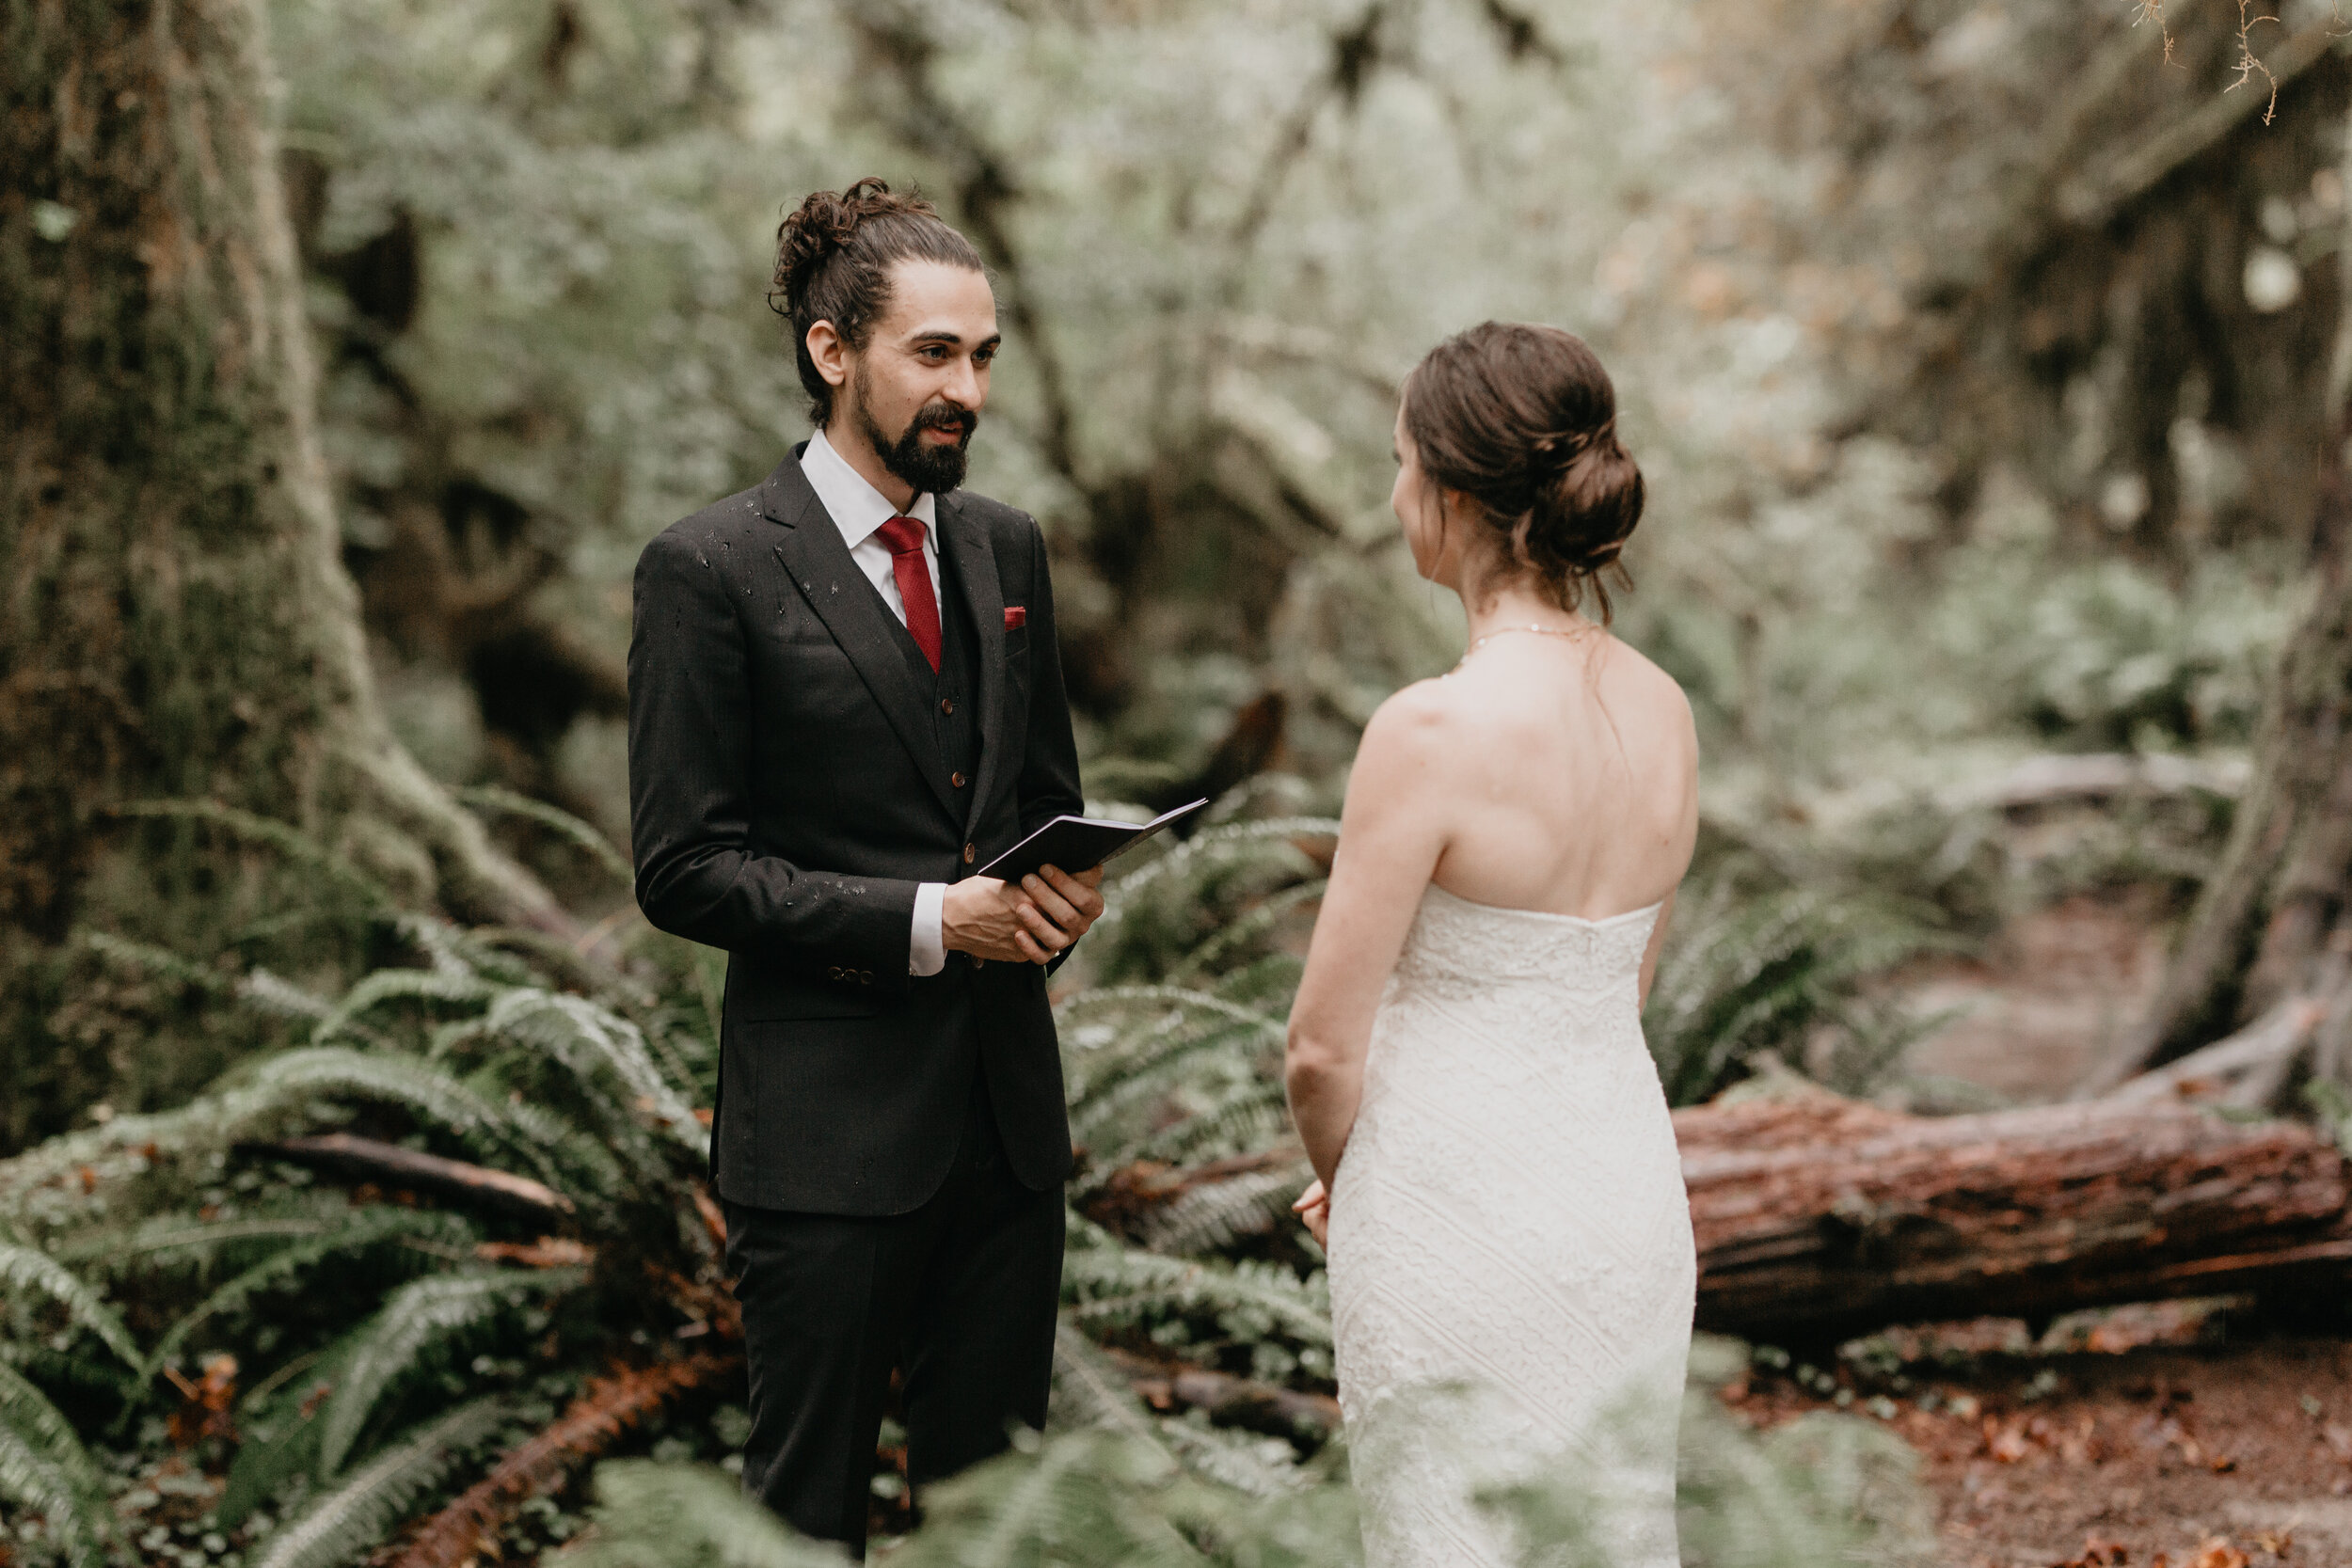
[1453,623,1584,670]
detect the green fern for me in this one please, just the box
[310,968,501,1044]
[117,799,394,911]
[1062,1229,1330,1349]
[1167,879,1327,986]
[0,1243,140,1370]
[454,784,635,886]
[0,1359,113,1568]
[317,1267,584,1476]
[888,1432,1211,1568]
[571,1459,862,1567]
[1137,1163,1312,1257]
[252,1397,512,1568]
[1643,866,1941,1106]
[144,1207,473,1374]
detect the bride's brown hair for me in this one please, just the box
[1401,322,1645,623]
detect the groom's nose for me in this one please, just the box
[939,356,984,411]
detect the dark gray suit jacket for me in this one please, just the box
[627,449,1084,1215]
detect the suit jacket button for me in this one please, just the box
[951,771,967,788]
[828,966,843,981]
[861,970,873,984]
[963,843,976,864]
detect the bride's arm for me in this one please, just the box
[1285,689,1454,1190]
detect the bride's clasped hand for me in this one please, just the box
[1281,321,1699,1567]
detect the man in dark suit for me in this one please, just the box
[627,179,1103,1558]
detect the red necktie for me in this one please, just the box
[876,515,942,673]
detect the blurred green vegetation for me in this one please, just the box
[7,0,2335,1560]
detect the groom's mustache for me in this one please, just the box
[905,403,977,446]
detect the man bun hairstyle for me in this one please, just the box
[1401,322,1645,622]
[770,178,987,426]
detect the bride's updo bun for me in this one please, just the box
[1401,322,1645,621]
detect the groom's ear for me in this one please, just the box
[804,319,850,389]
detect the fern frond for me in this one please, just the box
[503,1099,629,1205]
[1151,1418,1307,1499]
[253,1398,510,1568]
[117,800,392,909]
[318,1268,583,1476]
[573,1459,851,1567]
[1104,1082,1291,1174]
[1136,1163,1311,1257]
[0,1243,140,1369]
[1167,879,1327,985]
[1047,1323,1175,1457]
[1058,985,1286,1036]
[0,1360,113,1568]
[1062,1240,1330,1348]
[145,1209,471,1373]
[239,968,340,1023]
[311,970,498,1044]
[454,784,634,886]
[77,931,230,991]
[390,912,537,986]
[1068,1019,1276,1148]
[1105,818,1340,905]
[472,989,704,1151]
[0,1051,540,1214]
[890,1433,1210,1568]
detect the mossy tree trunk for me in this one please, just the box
[2082,121,2352,1098]
[0,0,564,1148]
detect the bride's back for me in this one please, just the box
[1401,630,1695,922]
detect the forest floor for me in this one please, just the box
[1734,1330,2352,1568]
[1729,888,2352,1567]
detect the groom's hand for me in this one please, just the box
[942,864,1105,965]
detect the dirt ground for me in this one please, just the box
[1790,889,2352,1566]
[1733,1334,2352,1567]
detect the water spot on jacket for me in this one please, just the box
[830,582,839,594]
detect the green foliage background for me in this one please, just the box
[4,0,2328,1561]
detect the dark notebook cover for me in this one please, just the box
[977,799,1210,884]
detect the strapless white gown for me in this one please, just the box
[1328,885,1695,1567]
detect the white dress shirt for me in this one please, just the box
[799,428,951,977]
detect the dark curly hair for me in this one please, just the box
[1401,322,1645,623]
[769,178,987,426]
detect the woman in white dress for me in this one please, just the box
[1285,323,1699,1567]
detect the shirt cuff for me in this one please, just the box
[910,881,947,976]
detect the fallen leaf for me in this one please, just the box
[2188,1540,2248,1568]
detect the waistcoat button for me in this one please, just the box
[962,843,976,864]
[940,697,954,715]
[951,771,967,788]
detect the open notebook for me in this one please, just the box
[976,799,1210,884]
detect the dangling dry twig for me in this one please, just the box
[386,1352,740,1568]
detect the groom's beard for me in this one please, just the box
[858,388,978,499]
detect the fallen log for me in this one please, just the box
[266,1132,574,1218]
[1677,1091,2352,1344]
[1103,1345,1342,1440]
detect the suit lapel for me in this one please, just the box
[758,455,961,822]
[937,493,1006,839]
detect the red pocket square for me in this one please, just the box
[1003,606,1027,629]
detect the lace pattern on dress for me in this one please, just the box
[1329,886,1695,1568]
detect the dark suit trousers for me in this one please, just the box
[723,1021,1064,1559]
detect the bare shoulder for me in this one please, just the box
[1352,676,1475,787]
[1598,635,1696,747]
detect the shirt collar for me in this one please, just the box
[801,427,938,552]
